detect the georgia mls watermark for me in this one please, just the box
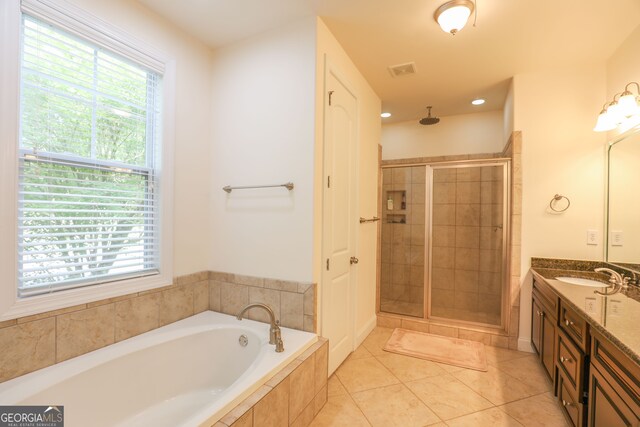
[0,406,63,427]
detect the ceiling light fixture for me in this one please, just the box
[471,98,485,105]
[381,112,392,118]
[434,0,475,35]
[594,81,640,132]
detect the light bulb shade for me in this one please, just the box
[593,110,617,132]
[606,102,624,124]
[617,92,640,117]
[435,0,474,35]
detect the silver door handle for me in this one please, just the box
[350,256,359,265]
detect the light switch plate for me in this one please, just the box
[610,230,624,246]
[587,229,599,246]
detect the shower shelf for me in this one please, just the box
[386,214,406,224]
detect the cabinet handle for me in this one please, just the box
[564,319,574,326]
[540,311,545,317]
[562,399,574,407]
[560,356,572,364]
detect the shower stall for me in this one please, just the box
[379,160,510,329]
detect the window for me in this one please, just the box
[0,0,174,318]
[18,15,162,296]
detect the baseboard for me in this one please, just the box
[518,337,534,353]
[355,315,377,348]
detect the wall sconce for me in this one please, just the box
[434,0,475,35]
[594,81,640,132]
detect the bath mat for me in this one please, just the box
[383,328,487,371]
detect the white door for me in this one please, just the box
[321,65,358,375]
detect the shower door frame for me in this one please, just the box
[426,159,511,331]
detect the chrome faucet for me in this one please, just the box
[594,267,629,296]
[236,303,284,352]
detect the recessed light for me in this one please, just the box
[471,98,485,106]
[381,112,392,118]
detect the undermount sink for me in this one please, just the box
[555,277,608,287]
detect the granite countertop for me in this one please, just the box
[531,266,640,366]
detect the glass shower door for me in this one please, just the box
[380,165,426,318]
[429,163,508,327]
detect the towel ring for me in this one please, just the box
[549,194,570,212]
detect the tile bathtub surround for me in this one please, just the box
[209,271,316,333]
[214,338,328,427]
[0,271,209,383]
[311,327,568,427]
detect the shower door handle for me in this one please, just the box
[350,256,359,265]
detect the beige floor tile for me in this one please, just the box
[310,394,371,427]
[499,392,569,427]
[492,355,553,394]
[406,374,493,420]
[335,357,399,393]
[361,327,394,356]
[348,345,373,360]
[446,407,524,427]
[352,383,441,427]
[485,346,531,365]
[328,375,347,396]
[375,353,446,382]
[452,365,537,405]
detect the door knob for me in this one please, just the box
[350,256,359,265]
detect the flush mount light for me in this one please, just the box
[434,0,475,35]
[594,81,640,132]
[471,98,485,105]
[381,112,392,118]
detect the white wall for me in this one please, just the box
[63,0,214,277]
[514,66,608,346]
[381,110,504,160]
[315,18,381,342]
[209,18,317,282]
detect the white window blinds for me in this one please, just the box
[18,14,162,297]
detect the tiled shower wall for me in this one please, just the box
[380,166,426,317]
[0,271,316,383]
[431,165,504,326]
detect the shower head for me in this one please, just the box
[419,106,440,125]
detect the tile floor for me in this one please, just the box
[311,327,569,427]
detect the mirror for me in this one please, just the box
[606,127,640,273]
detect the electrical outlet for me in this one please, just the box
[587,229,599,246]
[609,299,623,316]
[585,297,597,314]
[610,230,624,246]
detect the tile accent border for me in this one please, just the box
[213,339,328,427]
[0,271,317,383]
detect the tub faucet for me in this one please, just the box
[594,267,629,296]
[236,303,284,353]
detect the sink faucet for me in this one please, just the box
[236,303,284,352]
[594,268,629,296]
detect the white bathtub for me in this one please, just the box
[0,311,317,427]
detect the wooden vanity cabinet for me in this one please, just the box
[587,331,640,427]
[532,279,558,383]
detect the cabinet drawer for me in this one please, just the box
[557,328,586,401]
[559,300,589,352]
[533,279,558,317]
[588,363,640,427]
[558,370,584,427]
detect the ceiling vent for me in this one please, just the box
[388,62,417,77]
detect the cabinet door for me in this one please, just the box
[532,297,543,355]
[541,309,556,381]
[588,365,639,427]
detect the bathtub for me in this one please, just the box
[0,311,318,427]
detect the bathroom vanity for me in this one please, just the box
[530,262,640,427]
